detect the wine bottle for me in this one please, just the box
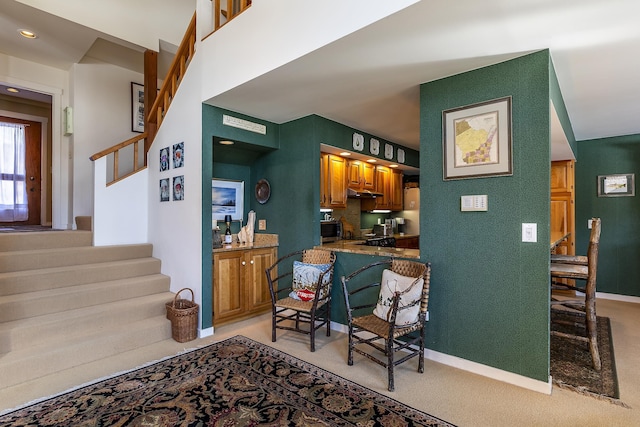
[224,224,232,243]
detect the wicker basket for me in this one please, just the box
[165,288,199,343]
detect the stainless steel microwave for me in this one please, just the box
[320,220,342,243]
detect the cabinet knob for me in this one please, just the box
[242,261,246,266]
[250,260,254,264]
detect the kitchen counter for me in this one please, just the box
[212,233,278,253]
[316,236,420,259]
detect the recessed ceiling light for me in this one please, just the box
[6,87,20,93]
[367,159,377,163]
[18,29,37,39]
[339,152,351,156]
[219,140,234,145]
[389,164,399,168]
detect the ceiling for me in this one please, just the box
[2,0,640,159]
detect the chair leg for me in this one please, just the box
[347,327,354,366]
[272,313,277,342]
[310,311,316,352]
[326,298,331,337]
[387,338,395,392]
[586,308,601,371]
[418,331,425,374]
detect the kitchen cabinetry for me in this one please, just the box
[320,153,347,209]
[551,160,575,255]
[395,235,419,249]
[347,159,376,191]
[361,166,403,211]
[213,246,276,325]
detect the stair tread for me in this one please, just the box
[0,257,160,279]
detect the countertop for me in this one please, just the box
[315,235,420,259]
[212,233,278,253]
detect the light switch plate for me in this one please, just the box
[522,223,537,242]
[258,219,266,230]
[460,195,488,211]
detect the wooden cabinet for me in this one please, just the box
[390,169,404,211]
[213,246,276,325]
[347,159,376,191]
[320,153,347,209]
[395,235,419,249]
[361,166,403,211]
[551,160,575,255]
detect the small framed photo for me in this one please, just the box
[442,96,512,180]
[597,174,635,197]
[131,82,145,133]
[160,178,170,202]
[173,175,184,201]
[173,142,184,168]
[159,147,170,172]
[212,179,244,221]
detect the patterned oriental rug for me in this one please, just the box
[550,312,628,407]
[0,336,455,426]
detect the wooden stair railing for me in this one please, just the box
[211,0,252,36]
[89,12,196,186]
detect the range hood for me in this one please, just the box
[347,187,383,198]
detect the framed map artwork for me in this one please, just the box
[442,96,512,180]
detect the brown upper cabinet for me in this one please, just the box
[550,160,575,255]
[320,153,347,209]
[347,159,376,191]
[361,166,404,211]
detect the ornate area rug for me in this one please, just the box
[550,312,628,407]
[0,335,455,426]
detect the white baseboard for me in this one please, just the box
[329,321,552,395]
[597,292,640,304]
[199,327,214,338]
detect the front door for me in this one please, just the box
[0,116,41,225]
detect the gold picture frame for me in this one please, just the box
[442,96,512,180]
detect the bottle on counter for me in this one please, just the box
[224,214,233,244]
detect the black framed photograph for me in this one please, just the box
[597,174,635,197]
[131,82,145,133]
[442,96,512,180]
[173,142,184,168]
[173,175,184,201]
[160,178,170,202]
[212,179,244,221]
[159,147,169,172]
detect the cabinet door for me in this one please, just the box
[374,166,390,209]
[390,170,403,211]
[213,251,245,323]
[551,160,575,255]
[361,162,376,190]
[320,154,329,208]
[347,160,363,189]
[248,247,276,311]
[327,154,347,208]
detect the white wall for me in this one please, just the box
[0,53,70,229]
[146,53,204,323]
[71,63,143,221]
[199,0,418,101]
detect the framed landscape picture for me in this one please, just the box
[212,179,244,221]
[597,174,635,197]
[442,96,512,180]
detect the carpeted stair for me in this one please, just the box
[0,231,175,392]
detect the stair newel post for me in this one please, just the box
[144,49,158,160]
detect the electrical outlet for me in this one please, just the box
[258,219,266,230]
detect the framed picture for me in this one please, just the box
[597,174,635,197]
[159,178,170,202]
[173,142,184,168]
[212,179,244,221]
[131,82,145,133]
[442,96,512,180]
[173,175,184,201]
[159,147,170,172]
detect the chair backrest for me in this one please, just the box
[302,249,335,265]
[390,259,431,314]
[586,218,601,286]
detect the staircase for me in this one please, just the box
[0,230,181,412]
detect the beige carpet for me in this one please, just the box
[2,298,638,426]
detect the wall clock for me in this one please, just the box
[384,143,394,160]
[352,133,364,151]
[369,138,380,155]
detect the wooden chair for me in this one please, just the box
[550,217,601,371]
[265,249,336,352]
[341,258,431,391]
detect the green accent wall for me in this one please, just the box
[420,51,552,381]
[576,134,640,296]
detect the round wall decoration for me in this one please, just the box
[255,179,271,204]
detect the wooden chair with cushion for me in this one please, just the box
[550,217,601,371]
[341,258,431,391]
[265,249,336,352]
